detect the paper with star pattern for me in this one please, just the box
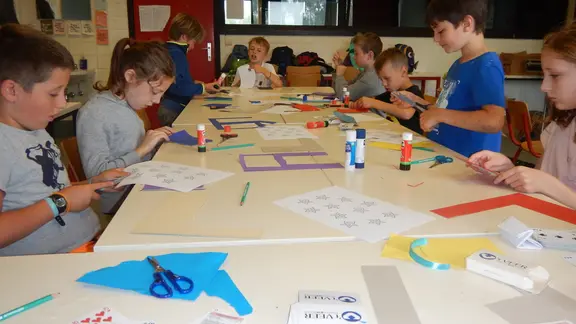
[117,161,233,192]
[274,186,435,243]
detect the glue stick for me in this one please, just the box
[344,90,350,107]
[306,121,329,129]
[197,124,206,153]
[217,73,227,85]
[341,86,348,102]
[345,130,356,171]
[399,132,412,171]
[355,128,366,169]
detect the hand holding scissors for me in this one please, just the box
[147,257,194,298]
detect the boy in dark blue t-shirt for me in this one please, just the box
[393,0,506,157]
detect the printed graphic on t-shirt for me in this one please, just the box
[436,78,459,109]
[25,141,65,190]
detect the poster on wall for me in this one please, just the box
[94,0,107,11]
[138,5,170,32]
[96,28,109,45]
[67,21,82,35]
[53,20,66,35]
[82,21,94,35]
[95,10,108,28]
[40,20,54,35]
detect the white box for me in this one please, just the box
[466,250,549,294]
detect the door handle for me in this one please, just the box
[201,42,212,62]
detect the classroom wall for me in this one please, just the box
[15,0,129,83]
[219,35,544,75]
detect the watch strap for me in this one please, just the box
[44,197,66,226]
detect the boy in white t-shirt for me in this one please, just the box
[232,37,283,88]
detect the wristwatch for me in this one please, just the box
[45,193,69,226]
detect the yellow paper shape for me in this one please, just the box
[369,141,435,151]
[381,235,502,268]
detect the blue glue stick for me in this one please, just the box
[345,130,356,171]
[355,128,366,169]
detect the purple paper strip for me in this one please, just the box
[239,152,343,172]
[142,185,205,191]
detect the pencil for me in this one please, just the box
[240,182,251,206]
[0,293,59,321]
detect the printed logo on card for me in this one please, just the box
[479,252,497,260]
[342,311,362,322]
[338,296,357,303]
[303,310,362,321]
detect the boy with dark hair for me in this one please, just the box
[158,13,219,126]
[352,47,424,134]
[393,0,506,157]
[0,24,124,256]
[332,32,385,101]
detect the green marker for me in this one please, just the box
[0,293,58,321]
[240,182,251,206]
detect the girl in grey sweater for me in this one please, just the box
[77,38,176,214]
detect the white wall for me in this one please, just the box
[220,34,544,75]
[14,0,129,83]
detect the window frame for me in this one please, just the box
[217,0,565,40]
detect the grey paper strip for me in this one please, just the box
[361,266,422,324]
[487,287,576,324]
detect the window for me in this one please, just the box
[219,0,570,39]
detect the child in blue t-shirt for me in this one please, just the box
[393,0,506,157]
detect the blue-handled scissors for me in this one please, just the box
[411,155,453,168]
[147,256,194,298]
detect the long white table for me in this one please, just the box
[2,241,575,323]
[95,87,575,252]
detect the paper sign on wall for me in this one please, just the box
[138,5,171,32]
[226,0,245,19]
[95,10,108,28]
[82,21,94,35]
[67,21,82,35]
[96,28,109,45]
[53,20,66,35]
[94,0,107,10]
[40,20,53,35]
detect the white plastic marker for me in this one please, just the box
[355,128,366,169]
[345,130,356,171]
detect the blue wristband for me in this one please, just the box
[44,197,59,218]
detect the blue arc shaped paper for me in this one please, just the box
[169,130,213,146]
[76,253,253,316]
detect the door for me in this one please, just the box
[131,0,216,82]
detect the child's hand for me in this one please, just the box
[204,82,219,93]
[335,65,347,76]
[494,166,559,194]
[136,129,170,157]
[154,126,174,136]
[468,150,514,173]
[91,168,131,192]
[419,107,444,132]
[250,64,268,75]
[355,97,378,109]
[332,51,344,66]
[59,182,114,212]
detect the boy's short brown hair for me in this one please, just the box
[0,23,74,91]
[168,13,205,42]
[352,32,383,57]
[374,47,408,72]
[249,37,270,53]
[426,0,488,33]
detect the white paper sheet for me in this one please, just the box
[257,125,318,140]
[366,129,428,144]
[498,216,543,249]
[118,161,233,192]
[274,186,435,243]
[138,5,171,32]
